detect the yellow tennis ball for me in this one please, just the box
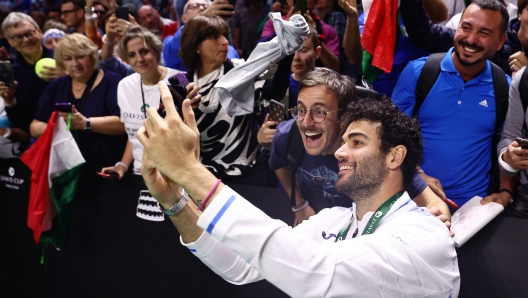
[35,58,56,78]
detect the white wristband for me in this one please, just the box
[2,127,11,138]
[115,161,128,171]
[102,34,115,45]
[292,200,309,212]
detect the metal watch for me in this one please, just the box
[158,189,189,216]
[84,117,91,133]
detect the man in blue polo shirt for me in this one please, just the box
[392,0,513,208]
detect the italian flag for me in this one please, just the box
[20,112,85,249]
[361,0,399,83]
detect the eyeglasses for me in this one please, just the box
[184,3,209,13]
[61,9,80,15]
[289,106,342,123]
[8,29,37,43]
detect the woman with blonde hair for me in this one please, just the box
[30,33,127,174]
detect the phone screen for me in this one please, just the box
[55,103,72,113]
[116,6,129,21]
[0,61,15,88]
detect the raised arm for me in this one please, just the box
[422,0,448,24]
[338,0,361,64]
[400,0,455,53]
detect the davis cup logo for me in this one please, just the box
[8,167,14,176]
[375,211,383,218]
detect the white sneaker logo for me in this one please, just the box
[479,100,488,107]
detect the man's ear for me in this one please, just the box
[386,145,407,170]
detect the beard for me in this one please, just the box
[335,152,388,205]
[454,41,487,67]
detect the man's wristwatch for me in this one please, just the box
[157,189,189,216]
[84,117,91,133]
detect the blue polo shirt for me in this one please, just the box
[392,48,511,206]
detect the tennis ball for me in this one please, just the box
[35,58,56,78]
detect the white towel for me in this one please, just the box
[213,13,310,116]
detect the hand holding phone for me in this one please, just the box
[158,76,186,119]
[0,61,15,88]
[97,171,120,179]
[116,6,129,21]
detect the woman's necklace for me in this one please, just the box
[72,83,87,92]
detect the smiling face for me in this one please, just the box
[6,21,42,57]
[296,85,342,156]
[334,120,388,200]
[197,33,229,66]
[453,4,506,67]
[61,2,83,27]
[124,37,160,75]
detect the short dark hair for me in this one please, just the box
[298,68,356,118]
[340,97,423,188]
[519,0,527,18]
[62,0,86,9]
[179,14,229,72]
[462,0,509,34]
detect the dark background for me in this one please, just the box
[1,158,527,297]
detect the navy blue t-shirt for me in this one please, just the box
[34,70,127,173]
[5,47,53,131]
[269,119,427,212]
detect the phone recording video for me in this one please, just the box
[268,100,286,125]
[116,6,129,21]
[0,61,15,88]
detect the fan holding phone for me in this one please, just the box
[100,26,201,179]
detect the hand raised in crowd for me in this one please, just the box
[337,0,358,17]
[100,163,127,180]
[203,0,235,20]
[138,82,201,181]
[293,204,316,227]
[257,114,278,150]
[503,140,528,170]
[508,51,528,75]
[272,0,292,14]
[428,206,454,237]
[419,170,446,200]
[185,82,202,110]
[106,14,136,41]
[0,80,18,104]
[302,12,317,30]
[39,65,63,82]
[59,105,87,130]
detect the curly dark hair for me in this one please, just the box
[340,97,423,188]
[179,14,229,72]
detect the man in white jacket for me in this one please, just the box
[136,82,460,297]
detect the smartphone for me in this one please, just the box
[116,6,129,21]
[295,0,307,14]
[97,171,119,179]
[0,61,15,88]
[268,99,285,123]
[516,137,528,149]
[174,72,190,87]
[158,75,186,119]
[55,102,72,113]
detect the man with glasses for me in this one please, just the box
[268,68,450,226]
[163,0,239,71]
[0,12,58,146]
[61,0,87,34]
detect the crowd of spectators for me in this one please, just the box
[1,0,528,269]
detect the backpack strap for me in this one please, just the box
[518,68,528,134]
[413,53,445,117]
[286,121,305,207]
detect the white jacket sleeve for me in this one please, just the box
[192,186,459,298]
